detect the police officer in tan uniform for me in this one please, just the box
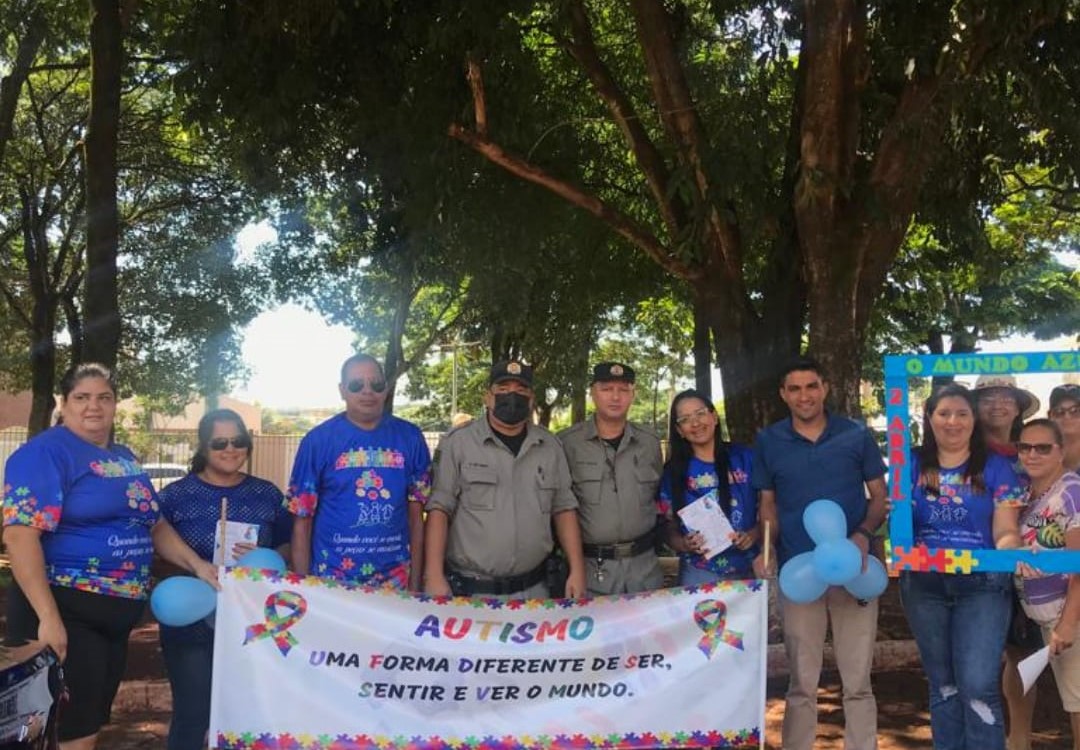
[559,362,664,595]
[424,360,587,598]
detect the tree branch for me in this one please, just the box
[627,0,743,276]
[465,55,487,138]
[0,278,33,328]
[560,0,685,239]
[448,122,698,281]
[0,4,47,168]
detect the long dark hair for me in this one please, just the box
[191,408,251,474]
[664,389,731,515]
[918,384,987,495]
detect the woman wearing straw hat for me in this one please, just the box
[973,374,1041,463]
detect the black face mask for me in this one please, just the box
[492,391,530,425]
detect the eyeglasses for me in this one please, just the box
[1051,404,1080,419]
[1016,442,1057,456]
[209,437,251,451]
[345,378,387,394]
[675,407,712,426]
[979,395,1017,406]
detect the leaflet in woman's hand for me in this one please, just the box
[214,521,259,566]
[677,490,734,559]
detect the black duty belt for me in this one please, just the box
[447,561,548,596]
[582,528,656,561]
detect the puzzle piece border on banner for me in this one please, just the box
[944,548,979,574]
[891,545,928,571]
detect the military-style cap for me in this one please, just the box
[590,361,635,384]
[489,359,534,387]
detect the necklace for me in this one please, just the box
[1028,468,1066,502]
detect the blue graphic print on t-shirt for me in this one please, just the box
[657,444,758,576]
[910,450,1024,550]
[2,426,159,599]
[286,413,431,585]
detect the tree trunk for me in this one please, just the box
[83,0,123,368]
[28,301,57,436]
[692,298,711,400]
[694,282,797,443]
[0,5,46,170]
[381,287,412,416]
[535,400,552,429]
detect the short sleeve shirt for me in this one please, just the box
[429,418,577,577]
[159,472,290,643]
[910,451,1024,550]
[2,426,159,599]
[159,473,290,562]
[285,413,431,585]
[752,415,886,563]
[558,419,662,545]
[657,445,757,576]
[1017,471,1080,624]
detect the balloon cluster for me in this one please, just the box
[778,499,888,603]
[150,548,287,627]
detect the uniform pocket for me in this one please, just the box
[536,470,556,515]
[635,464,661,498]
[572,460,604,505]
[461,465,497,511]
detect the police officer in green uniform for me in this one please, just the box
[424,360,587,599]
[559,362,664,595]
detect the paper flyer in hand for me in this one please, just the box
[214,521,259,566]
[1019,646,1050,695]
[677,489,735,559]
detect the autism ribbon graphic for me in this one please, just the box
[693,599,744,659]
[243,591,308,656]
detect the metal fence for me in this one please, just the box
[0,429,445,495]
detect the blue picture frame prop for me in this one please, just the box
[885,350,1080,573]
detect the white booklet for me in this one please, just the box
[213,520,260,566]
[677,489,734,558]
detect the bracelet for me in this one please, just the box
[853,526,875,543]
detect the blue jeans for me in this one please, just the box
[160,633,213,750]
[678,560,751,586]
[900,571,1012,750]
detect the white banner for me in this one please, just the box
[210,569,767,749]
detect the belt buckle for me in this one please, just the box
[614,541,635,558]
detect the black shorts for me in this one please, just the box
[5,584,145,742]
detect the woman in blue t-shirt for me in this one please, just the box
[157,408,290,750]
[658,389,759,585]
[2,363,217,749]
[900,383,1024,750]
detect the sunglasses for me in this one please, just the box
[209,437,251,451]
[1051,404,1080,419]
[345,378,387,394]
[1016,442,1057,456]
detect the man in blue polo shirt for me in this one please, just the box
[753,356,887,750]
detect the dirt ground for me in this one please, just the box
[4,581,1076,749]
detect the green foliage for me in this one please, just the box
[592,295,697,436]
[867,165,1080,380]
[0,3,268,413]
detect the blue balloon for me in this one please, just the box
[779,551,829,603]
[813,539,863,585]
[151,576,217,627]
[236,547,287,573]
[843,556,889,600]
[803,499,848,544]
